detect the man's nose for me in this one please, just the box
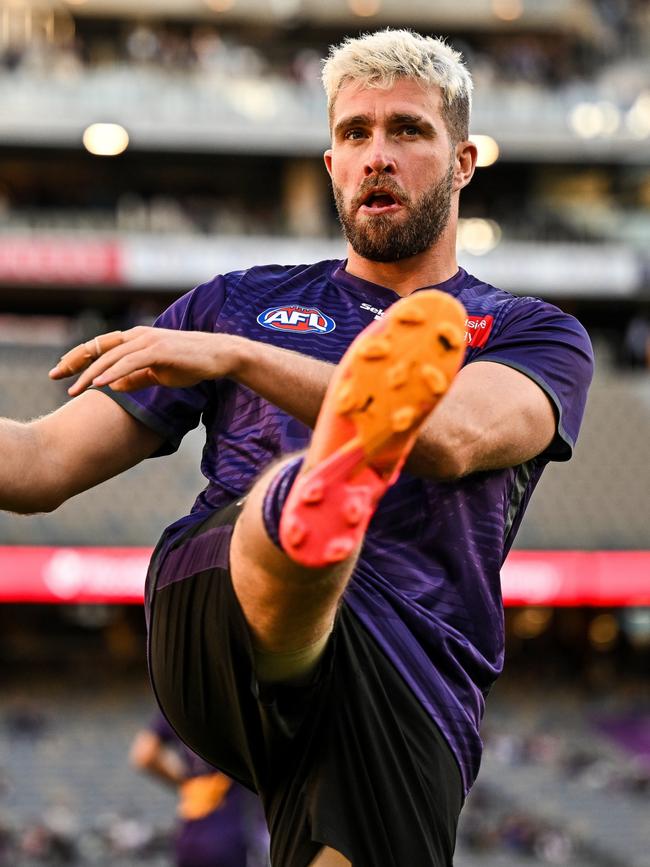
[364,137,396,176]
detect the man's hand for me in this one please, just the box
[49,326,243,396]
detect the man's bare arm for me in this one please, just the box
[52,327,556,482]
[407,360,557,478]
[53,325,330,426]
[1,390,164,514]
[235,349,555,477]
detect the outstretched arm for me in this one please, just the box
[52,326,555,481]
[218,336,556,477]
[1,390,164,514]
[408,359,555,477]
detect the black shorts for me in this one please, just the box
[147,500,463,867]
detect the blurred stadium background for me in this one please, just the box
[0,0,648,864]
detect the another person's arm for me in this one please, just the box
[129,728,187,788]
[130,718,234,821]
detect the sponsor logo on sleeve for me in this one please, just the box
[465,314,494,347]
[257,305,336,334]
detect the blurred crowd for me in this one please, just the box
[1,682,647,866]
[1,4,649,250]
[460,784,578,865]
[459,705,650,866]
[0,808,174,865]
[1,24,280,86]
[0,705,168,865]
[0,695,268,866]
[0,1,649,92]
[483,728,650,801]
[1,13,649,250]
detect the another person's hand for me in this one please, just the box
[178,773,232,821]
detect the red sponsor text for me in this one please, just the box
[464,314,494,348]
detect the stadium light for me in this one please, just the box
[82,123,129,157]
[230,82,278,120]
[269,0,302,16]
[512,608,553,639]
[626,93,650,139]
[620,608,650,649]
[347,0,381,16]
[491,0,523,21]
[204,0,236,10]
[570,103,602,138]
[469,134,500,167]
[588,613,619,651]
[457,218,502,256]
[597,101,621,135]
[569,102,620,139]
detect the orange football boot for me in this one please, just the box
[279,289,467,568]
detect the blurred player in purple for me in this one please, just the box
[2,29,592,866]
[130,712,269,867]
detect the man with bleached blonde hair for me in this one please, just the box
[322,29,473,140]
[4,29,591,866]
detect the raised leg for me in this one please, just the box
[230,289,466,667]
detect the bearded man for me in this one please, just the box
[3,30,592,867]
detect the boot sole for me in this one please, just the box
[279,289,467,567]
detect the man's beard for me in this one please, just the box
[333,164,454,263]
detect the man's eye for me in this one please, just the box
[400,126,420,137]
[344,129,365,140]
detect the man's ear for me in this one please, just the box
[453,140,478,192]
[324,149,333,177]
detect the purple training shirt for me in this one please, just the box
[106,261,593,796]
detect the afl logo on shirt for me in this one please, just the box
[257,305,336,334]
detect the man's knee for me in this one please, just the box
[253,628,333,684]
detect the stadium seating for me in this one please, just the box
[515,363,650,550]
[1,668,645,866]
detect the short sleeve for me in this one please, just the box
[468,297,594,461]
[149,711,176,743]
[98,275,228,456]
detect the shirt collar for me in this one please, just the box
[329,260,468,305]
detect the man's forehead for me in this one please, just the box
[332,78,444,123]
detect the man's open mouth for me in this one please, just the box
[359,189,403,212]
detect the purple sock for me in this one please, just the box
[262,455,304,549]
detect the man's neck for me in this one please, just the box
[344,239,459,297]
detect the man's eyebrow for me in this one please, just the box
[389,114,436,133]
[334,112,437,136]
[333,114,372,136]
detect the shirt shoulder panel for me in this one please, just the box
[460,282,594,461]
